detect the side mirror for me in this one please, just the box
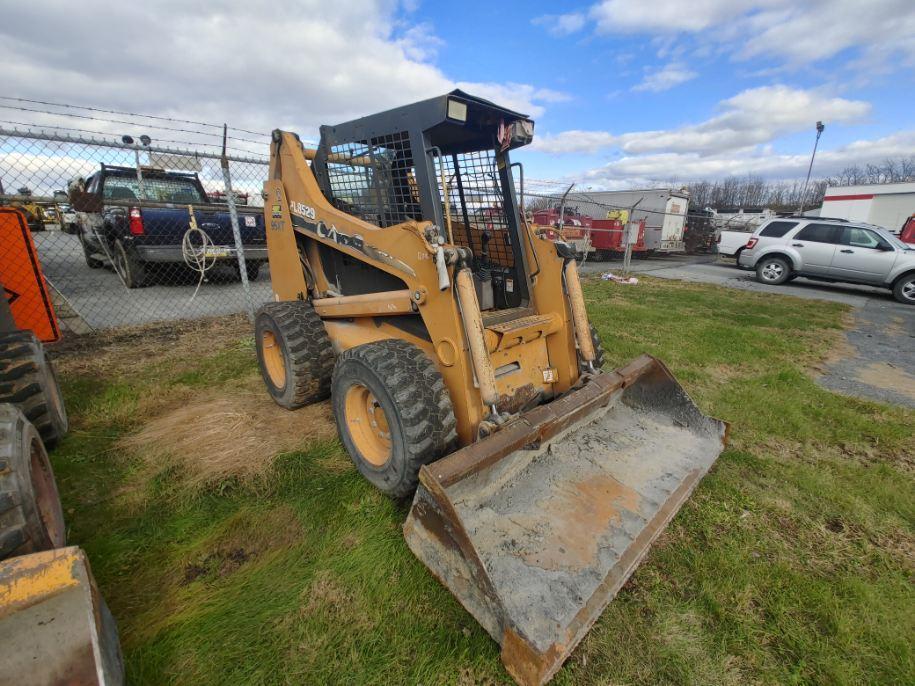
[877,243,894,251]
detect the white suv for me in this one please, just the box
[738,217,915,304]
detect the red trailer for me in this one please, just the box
[589,218,647,260]
[531,207,593,258]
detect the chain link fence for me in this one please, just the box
[0,128,273,333]
[0,122,720,336]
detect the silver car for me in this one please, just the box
[738,217,915,304]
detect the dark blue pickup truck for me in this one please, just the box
[74,165,267,288]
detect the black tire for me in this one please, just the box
[113,238,146,288]
[239,261,260,282]
[332,339,457,498]
[755,256,791,285]
[734,247,744,264]
[893,273,915,305]
[79,230,104,269]
[0,331,68,448]
[255,301,335,408]
[0,404,66,560]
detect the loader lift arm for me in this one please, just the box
[257,90,728,686]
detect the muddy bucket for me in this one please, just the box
[0,547,124,685]
[404,355,728,686]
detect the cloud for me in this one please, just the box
[531,130,618,155]
[532,13,587,37]
[538,1,915,70]
[0,1,565,152]
[577,130,915,186]
[532,85,870,156]
[632,62,697,92]
[591,0,762,33]
[454,82,570,119]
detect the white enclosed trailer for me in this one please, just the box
[565,188,689,252]
[819,182,915,233]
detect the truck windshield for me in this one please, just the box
[103,175,204,204]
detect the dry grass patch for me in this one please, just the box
[120,385,336,487]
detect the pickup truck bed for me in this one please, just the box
[716,230,754,258]
[73,165,267,288]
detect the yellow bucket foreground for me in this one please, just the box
[404,355,728,685]
[0,546,123,685]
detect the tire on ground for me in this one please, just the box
[332,339,457,499]
[113,238,146,288]
[755,255,791,285]
[893,273,915,305]
[255,301,335,408]
[0,403,66,560]
[0,331,68,448]
[79,231,103,269]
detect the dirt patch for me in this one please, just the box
[183,548,253,584]
[855,362,915,402]
[50,314,250,377]
[120,382,336,486]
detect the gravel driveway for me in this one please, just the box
[33,230,273,329]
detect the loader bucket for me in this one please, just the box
[0,546,124,685]
[404,355,728,686]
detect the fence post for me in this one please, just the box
[221,124,256,322]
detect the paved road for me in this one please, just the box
[579,253,898,307]
[33,231,273,329]
[581,254,915,409]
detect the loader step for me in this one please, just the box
[485,313,562,352]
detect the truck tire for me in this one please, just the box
[255,301,335,409]
[79,231,104,269]
[756,256,791,285]
[0,404,66,560]
[893,273,915,305]
[235,261,260,282]
[0,331,68,448]
[113,239,146,288]
[332,340,457,498]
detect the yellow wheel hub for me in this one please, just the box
[344,383,392,466]
[261,330,286,388]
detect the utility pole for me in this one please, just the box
[799,121,825,215]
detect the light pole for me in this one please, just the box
[799,121,825,215]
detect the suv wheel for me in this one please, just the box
[893,274,915,305]
[756,256,791,285]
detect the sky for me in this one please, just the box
[2,0,915,190]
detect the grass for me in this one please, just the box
[49,279,914,685]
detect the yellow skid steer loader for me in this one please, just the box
[256,91,727,685]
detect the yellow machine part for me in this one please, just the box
[0,546,124,685]
[262,104,728,685]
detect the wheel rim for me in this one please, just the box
[762,261,784,281]
[261,330,286,388]
[901,279,915,302]
[344,383,392,467]
[29,437,65,547]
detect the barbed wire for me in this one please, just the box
[0,119,268,159]
[0,104,267,147]
[0,96,269,138]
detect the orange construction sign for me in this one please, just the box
[0,207,60,342]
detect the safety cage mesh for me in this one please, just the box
[324,132,421,228]
[434,149,515,268]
